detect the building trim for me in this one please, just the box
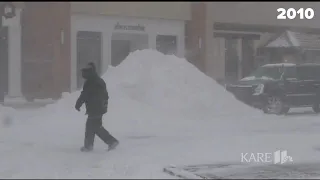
[214,32,260,40]
[5,9,22,97]
[214,22,320,34]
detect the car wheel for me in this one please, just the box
[312,104,320,113]
[263,96,289,115]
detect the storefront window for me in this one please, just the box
[225,38,239,81]
[111,33,148,67]
[76,31,102,88]
[304,50,320,63]
[156,35,177,55]
[241,38,255,77]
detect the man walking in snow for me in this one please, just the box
[75,62,119,152]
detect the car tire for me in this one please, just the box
[263,96,290,115]
[312,104,320,113]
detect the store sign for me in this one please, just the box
[114,22,145,32]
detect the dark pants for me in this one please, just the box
[84,115,117,148]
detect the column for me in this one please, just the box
[237,38,242,79]
[70,29,77,91]
[213,37,226,80]
[102,31,111,74]
[148,33,156,50]
[7,9,22,97]
[177,33,185,58]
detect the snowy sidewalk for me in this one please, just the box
[1,97,55,109]
[2,104,320,178]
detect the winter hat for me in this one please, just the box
[81,62,96,72]
[87,62,96,72]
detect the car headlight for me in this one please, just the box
[253,84,264,95]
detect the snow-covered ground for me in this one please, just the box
[1,50,320,178]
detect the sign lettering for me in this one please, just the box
[114,22,145,32]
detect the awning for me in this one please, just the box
[259,30,320,50]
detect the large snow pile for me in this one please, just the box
[13,50,262,138]
[33,50,261,126]
[104,50,260,118]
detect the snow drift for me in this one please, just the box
[104,50,260,118]
[41,50,261,121]
[15,50,261,136]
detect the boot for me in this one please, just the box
[80,146,93,152]
[108,140,119,151]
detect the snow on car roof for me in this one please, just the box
[298,63,320,66]
[262,63,320,67]
[262,63,296,67]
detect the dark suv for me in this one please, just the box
[226,63,320,115]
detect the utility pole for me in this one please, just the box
[0,2,16,103]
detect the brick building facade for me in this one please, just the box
[21,2,71,100]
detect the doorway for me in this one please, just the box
[156,35,177,55]
[76,31,102,89]
[0,27,8,101]
[225,38,239,81]
[241,38,255,78]
[111,39,130,67]
[111,33,148,67]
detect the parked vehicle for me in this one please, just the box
[226,63,320,115]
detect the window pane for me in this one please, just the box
[284,67,297,79]
[297,66,320,80]
[225,38,239,81]
[156,35,177,55]
[76,31,102,88]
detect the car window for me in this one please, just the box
[248,66,283,80]
[296,66,320,80]
[283,67,297,79]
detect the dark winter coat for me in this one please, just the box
[75,67,109,116]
